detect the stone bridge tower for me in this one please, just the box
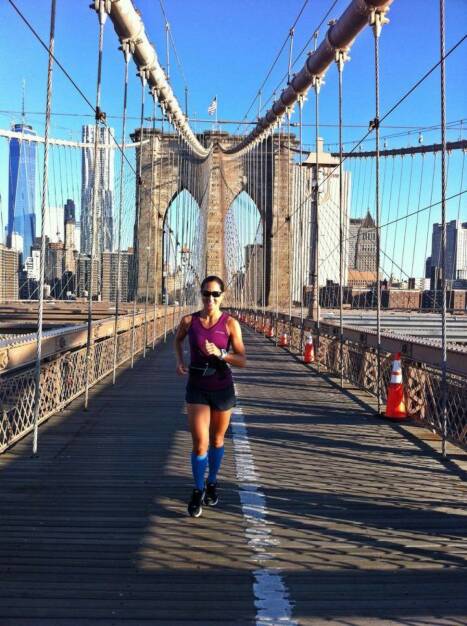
[134,129,297,308]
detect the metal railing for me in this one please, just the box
[0,306,188,454]
[236,309,467,449]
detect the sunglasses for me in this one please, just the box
[201,290,223,298]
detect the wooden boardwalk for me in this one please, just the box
[0,326,466,625]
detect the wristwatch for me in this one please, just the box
[219,349,228,361]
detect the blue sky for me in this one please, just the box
[0,0,465,278]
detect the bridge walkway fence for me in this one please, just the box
[0,306,190,455]
[237,309,467,452]
[0,323,466,623]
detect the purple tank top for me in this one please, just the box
[188,311,233,391]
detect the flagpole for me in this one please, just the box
[215,95,218,130]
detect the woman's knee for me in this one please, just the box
[192,438,209,456]
[209,434,225,448]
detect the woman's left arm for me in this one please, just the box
[225,317,246,368]
[204,317,246,367]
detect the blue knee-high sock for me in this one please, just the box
[191,452,208,491]
[207,445,224,483]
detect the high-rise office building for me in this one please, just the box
[81,125,114,256]
[348,211,377,272]
[0,243,19,300]
[7,123,37,260]
[64,199,76,274]
[76,254,100,299]
[101,250,133,302]
[45,241,65,283]
[429,220,467,286]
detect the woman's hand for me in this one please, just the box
[176,362,188,376]
[204,339,221,358]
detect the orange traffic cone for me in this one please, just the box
[266,323,275,338]
[385,353,407,420]
[278,331,288,347]
[303,335,314,363]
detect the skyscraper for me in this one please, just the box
[430,220,467,286]
[348,211,377,272]
[7,123,37,260]
[81,125,114,256]
[64,199,76,274]
[0,243,19,300]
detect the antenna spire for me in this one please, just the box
[21,79,26,123]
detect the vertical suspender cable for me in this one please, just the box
[32,0,56,456]
[158,105,165,324]
[254,144,258,311]
[439,0,448,457]
[151,94,158,349]
[372,12,382,413]
[112,43,129,385]
[298,96,304,347]
[287,111,292,327]
[143,92,155,356]
[131,74,146,366]
[175,130,182,327]
[261,137,266,312]
[336,51,345,388]
[163,120,172,342]
[85,1,107,410]
[273,124,279,338]
[314,77,321,370]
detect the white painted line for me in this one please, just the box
[231,405,297,626]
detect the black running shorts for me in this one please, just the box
[185,382,236,411]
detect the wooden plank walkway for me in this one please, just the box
[0,326,466,625]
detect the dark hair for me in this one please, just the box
[201,275,225,292]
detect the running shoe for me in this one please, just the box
[187,488,205,517]
[204,481,219,506]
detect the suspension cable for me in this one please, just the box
[32,0,56,457]
[84,1,107,410]
[370,7,386,413]
[439,0,448,457]
[313,76,322,368]
[151,95,158,349]
[298,94,305,347]
[112,42,130,384]
[274,123,280,339]
[287,111,292,326]
[143,93,156,357]
[336,49,347,388]
[131,74,146,367]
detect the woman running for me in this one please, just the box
[174,275,246,517]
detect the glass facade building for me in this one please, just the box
[7,123,37,261]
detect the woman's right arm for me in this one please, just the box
[174,315,192,376]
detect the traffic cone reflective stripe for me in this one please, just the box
[385,352,407,421]
[304,335,314,363]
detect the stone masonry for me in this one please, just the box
[134,129,297,307]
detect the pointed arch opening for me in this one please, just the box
[162,188,203,306]
[224,190,263,307]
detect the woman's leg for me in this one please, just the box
[207,409,232,484]
[187,403,210,490]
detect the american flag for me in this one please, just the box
[208,96,217,116]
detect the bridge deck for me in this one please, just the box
[1,327,466,625]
